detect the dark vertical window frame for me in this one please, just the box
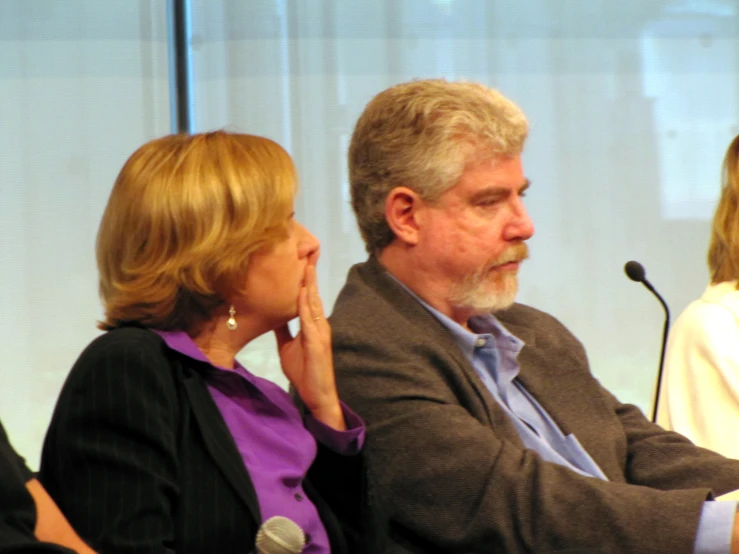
[168,0,193,134]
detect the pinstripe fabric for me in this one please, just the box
[38,327,363,554]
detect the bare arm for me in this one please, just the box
[26,479,96,554]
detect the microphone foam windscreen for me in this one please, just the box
[624,260,646,282]
[255,515,306,554]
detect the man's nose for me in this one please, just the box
[505,200,535,241]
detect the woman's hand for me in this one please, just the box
[274,252,346,430]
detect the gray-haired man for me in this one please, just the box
[331,78,739,553]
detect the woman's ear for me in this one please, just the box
[384,187,423,246]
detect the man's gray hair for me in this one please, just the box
[348,78,528,253]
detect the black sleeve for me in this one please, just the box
[0,420,75,554]
[0,418,36,533]
[0,537,76,554]
[0,420,32,482]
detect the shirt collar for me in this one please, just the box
[151,329,248,374]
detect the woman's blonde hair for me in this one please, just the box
[349,78,528,253]
[97,131,297,331]
[708,134,739,285]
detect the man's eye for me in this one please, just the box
[478,198,499,207]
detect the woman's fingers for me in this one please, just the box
[306,265,325,321]
[297,285,314,330]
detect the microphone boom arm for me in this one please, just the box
[641,279,670,422]
[624,260,671,423]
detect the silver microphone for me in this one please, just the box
[255,515,306,554]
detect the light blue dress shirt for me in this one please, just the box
[401,284,735,553]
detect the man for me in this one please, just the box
[0,420,94,553]
[330,78,739,553]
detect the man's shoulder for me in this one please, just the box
[331,260,454,358]
[496,302,568,331]
[332,260,385,311]
[497,302,584,352]
[331,259,412,327]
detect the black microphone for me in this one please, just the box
[624,260,670,422]
[254,515,306,554]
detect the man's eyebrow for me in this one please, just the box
[469,179,531,202]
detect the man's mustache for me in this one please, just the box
[491,243,529,267]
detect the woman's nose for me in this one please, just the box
[297,223,320,258]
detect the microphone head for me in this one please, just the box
[624,260,646,283]
[255,516,306,554]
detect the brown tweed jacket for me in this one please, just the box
[330,256,739,554]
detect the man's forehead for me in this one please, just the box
[454,157,527,190]
[464,154,523,172]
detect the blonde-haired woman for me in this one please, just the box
[657,134,739,458]
[39,131,368,553]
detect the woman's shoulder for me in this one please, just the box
[700,281,739,314]
[674,282,739,328]
[83,325,166,354]
[68,326,177,386]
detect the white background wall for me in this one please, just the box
[1,0,737,469]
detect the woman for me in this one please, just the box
[39,132,368,553]
[657,134,739,458]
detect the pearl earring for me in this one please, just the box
[226,305,238,331]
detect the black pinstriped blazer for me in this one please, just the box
[38,327,365,554]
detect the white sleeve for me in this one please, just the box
[658,299,739,459]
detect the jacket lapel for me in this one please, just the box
[509,327,627,481]
[182,373,262,523]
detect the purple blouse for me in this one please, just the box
[153,330,365,553]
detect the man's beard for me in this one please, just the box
[449,243,529,314]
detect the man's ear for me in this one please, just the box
[385,186,423,246]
